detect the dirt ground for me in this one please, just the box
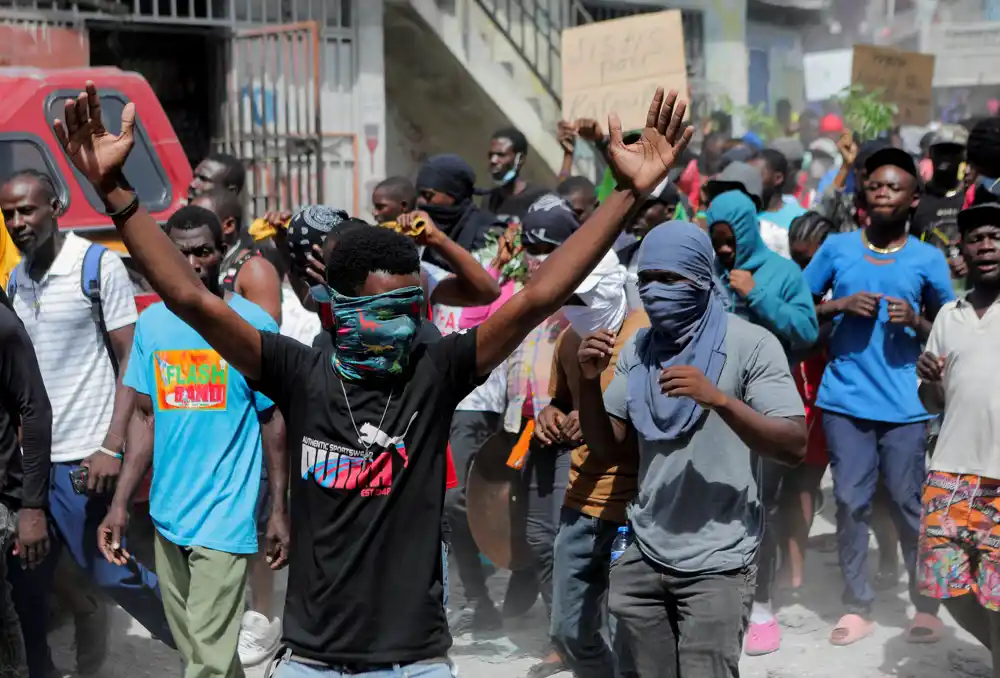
[47,481,994,678]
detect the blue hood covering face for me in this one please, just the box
[705,190,770,271]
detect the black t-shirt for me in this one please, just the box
[254,327,482,665]
[485,182,550,225]
[911,187,965,259]
[0,295,51,509]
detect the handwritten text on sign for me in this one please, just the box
[851,44,935,126]
[561,10,688,132]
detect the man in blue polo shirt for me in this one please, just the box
[803,147,954,647]
[99,206,288,678]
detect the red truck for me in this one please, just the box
[0,66,191,259]
[0,67,193,499]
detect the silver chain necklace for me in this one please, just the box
[338,378,393,459]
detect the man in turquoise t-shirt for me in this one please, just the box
[99,206,287,678]
[803,147,953,647]
[752,149,808,259]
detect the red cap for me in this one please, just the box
[819,113,844,134]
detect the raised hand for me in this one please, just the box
[837,130,858,167]
[398,210,436,245]
[52,81,136,191]
[578,329,617,380]
[575,118,604,143]
[606,88,694,197]
[557,121,577,155]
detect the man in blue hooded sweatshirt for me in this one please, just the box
[577,221,807,678]
[705,189,818,656]
[706,190,819,353]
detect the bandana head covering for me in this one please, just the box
[705,190,770,272]
[331,286,425,381]
[628,221,728,442]
[415,154,476,203]
[285,205,349,276]
[414,154,479,236]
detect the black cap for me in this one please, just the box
[521,194,580,246]
[975,176,1000,199]
[864,147,918,178]
[958,203,1000,234]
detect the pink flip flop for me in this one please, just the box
[829,613,875,646]
[905,612,944,644]
[745,618,781,656]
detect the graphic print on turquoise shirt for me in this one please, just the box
[122,294,279,554]
[802,231,955,423]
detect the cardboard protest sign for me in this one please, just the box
[803,49,853,102]
[850,44,935,126]
[561,10,688,132]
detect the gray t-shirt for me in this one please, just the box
[604,314,804,574]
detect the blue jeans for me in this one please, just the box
[551,507,635,678]
[823,411,938,616]
[8,461,174,676]
[272,657,454,678]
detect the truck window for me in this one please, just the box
[46,91,171,213]
[0,135,69,205]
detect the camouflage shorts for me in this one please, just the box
[0,503,26,678]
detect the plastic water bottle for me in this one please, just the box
[610,525,631,563]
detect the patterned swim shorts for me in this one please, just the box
[917,471,1000,610]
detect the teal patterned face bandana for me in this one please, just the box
[331,286,425,380]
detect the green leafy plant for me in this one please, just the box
[483,229,528,283]
[837,85,897,141]
[740,103,783,141]
[713,95,782,142]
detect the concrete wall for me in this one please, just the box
[383,1,560,193]
[746,19,805,111]
[356,0,389,215]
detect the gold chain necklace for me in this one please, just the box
[862,230,906,255]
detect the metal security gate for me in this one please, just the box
[216,21,323,216]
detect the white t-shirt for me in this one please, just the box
[11,232,138,462]
[423,262,465,335]
[925,297,1000,480]
[279,282,321,346]
[423,261,507,413]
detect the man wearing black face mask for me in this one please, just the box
[911,125,970,284]
[414,154,504,274]
[485,127,549,225]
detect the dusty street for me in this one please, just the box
[47,485,993,678]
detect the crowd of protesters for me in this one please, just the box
[0,77,999,678]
